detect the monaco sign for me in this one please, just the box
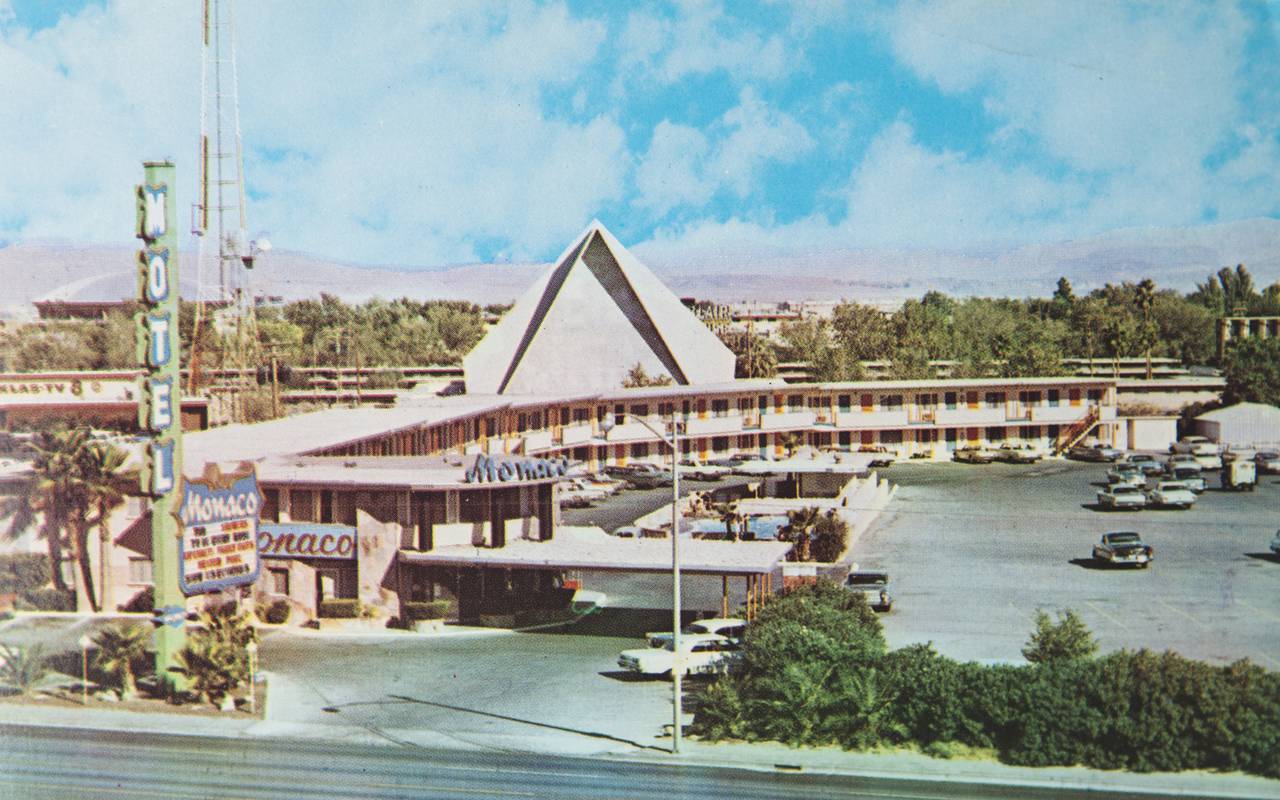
[258,523,357,560]
[176,463,262,595]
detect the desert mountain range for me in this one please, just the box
[2,218,1277,317]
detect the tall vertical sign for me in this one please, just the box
[135,162,186,691]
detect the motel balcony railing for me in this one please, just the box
[558,422,595,447]
[1029,405,1094,423]
[521,430,554,454]
[934,407,1008,425]
[604,421,664,442]
[831,409,910,428]
[759,410,817,431]
[684,416,744,436]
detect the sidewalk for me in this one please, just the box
[5,693,1276,799]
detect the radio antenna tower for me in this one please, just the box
[189,0,268,413]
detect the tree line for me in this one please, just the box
[0,295,502,374]
[717,265,1280,382]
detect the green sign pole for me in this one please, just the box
[136,162,186,693]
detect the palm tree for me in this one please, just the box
[1135,278,1157,380]
[79,440,127,611]
[1,427,126,610]
[781,506,821,562]
[92,623,150,700]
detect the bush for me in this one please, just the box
[0,553,51,596]
[1022,609,1098,663]
[261,599,290,625]
[17,586,75,611]
[402,600,453,622]
[809,511,849,563]
[119,586,154,613]
[0,643,50,696]
[317,599,359,619]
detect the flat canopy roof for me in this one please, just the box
[400,526,791,576]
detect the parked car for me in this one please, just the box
[1106,464,1147,488]
[611,525,641,538]
[1271,530,1280,555]
[1193,451,1224,471]
[678,460,730,481]
[1166,466,1207,493]
[1122,453,1165,475]
[624,464,674,489]
[1092,531,1153,568]
[844,570,893,612]
[1171,435,1217,456]
[1145,481,1197,509]
[1097,484,1147,510]
[1254,450,1280,474]
[1221,459,1257,492]
[646,617,747,648]
[1165,454,1201,471]
[616,633,741,677]
[1223,447,1256,464]
[709,453,757,472]
[858,445,901,467]
[954,446,996,464]
[1068,444,1122,462]
[994,443,1043,463]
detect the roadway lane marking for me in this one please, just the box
[1236,599,1280,625]
[1085,601,1129,631]
[1156,599,1208,629]
[0,778,253,800]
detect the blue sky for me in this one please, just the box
[0,0,1276,269]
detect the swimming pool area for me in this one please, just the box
[688,514,789,541]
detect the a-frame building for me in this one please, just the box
[464,221,736,395]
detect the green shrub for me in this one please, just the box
[318,599,359,619]
[1022,609,1098,663]
[17,586,75,611]
[119,586,154,613]
[402,600,453,622]
[0,553,51,595]
[0,643,50,696]
[264,599,290,625]
[92,623,151,700]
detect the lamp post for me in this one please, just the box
[603,410,684,753]
[245,640,259,714]
[77,634,92,705]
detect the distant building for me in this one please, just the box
[1217,315,1280,360]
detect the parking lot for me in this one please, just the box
[860,459,1280,668]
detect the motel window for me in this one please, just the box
[881,395,903,410]
[738,398,752,415]
[1019,391,1042,406]
[944,392,957,410]
[269,568,289,596]
[485,418,497,437]
[291,490,317,522]
[261,488,279,522]
[128,558,153,585]
[630,404,649,419]
[659,402,675,418]
[787,395,803,411]
[880,430,903,444]
[573,408,588,423]
[614,404,626,425]
[1048,425,1060,440]
[682,400,692,417]
[837,394,851,413]
[860,394,874,412]
[711,436,729,453]
[986,426,1005,443]
[1048,389,1060,407]
[560,408,570,426]
[984,392,1005,409]
[516,413,528,433]
[712,399,729,417]
[1087,389,1103,403]
[630,442,650,459]
[531,412,542,430]
[757,395,768,412]
[572,446,588,461]
[917,393,937,408]
[945,429,958,450]
[320,490,334,523]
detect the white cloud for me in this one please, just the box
[634,88,813,218]
[617,0,790,87]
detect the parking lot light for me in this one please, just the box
[78,634,92,705]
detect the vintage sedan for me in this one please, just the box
[994,443,1043,463]
[844,570,893,612]
[646,617,747,648]
[1255,450,1280,474]
[1145,481,1197,509]
[1106,464,1148,488]
[954,446,997,464]
[1165,466,1207,493]
[1092,531,1154,568]
[1122,453,1166,475]
[1068,444,1122,462]
[1270,530,1280,555]
[678,460,731,481]
[1097,484,1147,510]
[617,633,741,678]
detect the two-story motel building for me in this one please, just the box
[96,222,1117,622]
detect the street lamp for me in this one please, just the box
[245,640,259,714]
[77,634,92,706]
[602,409,684,754]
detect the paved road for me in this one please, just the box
[862,460,1280,666]
[0,724,1207,799]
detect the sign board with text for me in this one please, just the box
[176,463,262,595]
[258,523,357,560]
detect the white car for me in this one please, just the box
[617,633,741,677]
[678,460,731,481]
[1171,436,1217,456]
[1097,484,1147,510]
[1255,450,1280,474]
[1145,481,1196,510]
[646,617,747,648]
[1165,454,1201,471]
[1270,530,1280,555]
[1165,466,1207,493]
[1106,464,1147,488]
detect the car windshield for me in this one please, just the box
[847,573,888,585]
[1113,486,1138,494]
[1157,483,1180,491]
[1107,533,1140,544]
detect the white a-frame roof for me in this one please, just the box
[464,221,736,395]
